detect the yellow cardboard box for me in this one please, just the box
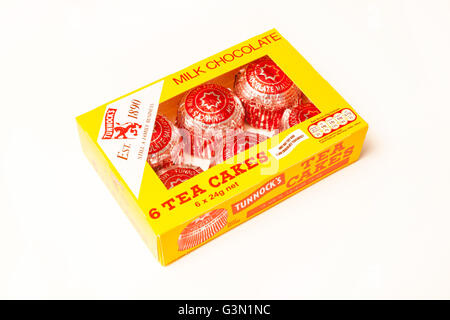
[76,29,368,265]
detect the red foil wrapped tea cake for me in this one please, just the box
[147,114,183,169]
[156,165,203,189]
[279,102,321,131]
[177,83,245,158]
[234,56,302,130]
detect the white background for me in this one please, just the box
[1,0,449,299]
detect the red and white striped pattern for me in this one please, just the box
[178,209,228,251]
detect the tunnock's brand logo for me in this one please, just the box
[102,108,142,139]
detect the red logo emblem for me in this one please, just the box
[102,108,142,139]
[199,91,223,111]
[159,167,202,189]
[257,64,282,83]
[246,57,293,94]
[149,115,172,154]
[184,84,236,125]
[295,103,321,123]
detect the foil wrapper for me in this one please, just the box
[178,208,228,251]
[234,56,302,130]
[279,102,321,131]
[147,114,183,170]
[177,83,245,158]
[213,131,268,166]
[156,165,203,189]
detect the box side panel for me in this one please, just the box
[76,119,160,260]
[159,124,368,265]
